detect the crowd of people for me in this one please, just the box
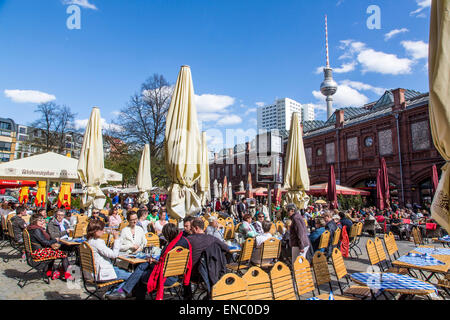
[0,193,444,300]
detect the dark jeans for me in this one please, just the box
[128,262,178,299]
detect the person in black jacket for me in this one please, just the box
[11,206,28,244]
[323,211,338,257]
[26,214,72,280]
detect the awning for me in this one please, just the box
[0,180,37,189]
[235,184,370,197]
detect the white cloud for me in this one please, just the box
[334,61,357,73]
[340,80,386,96]
[384,28,409,41]
[195,94,235,113]
[62,0,97,10]
[401,40,428,60]
[357,48,414,75]
[245,108,256,116]
[4,89,56,104]
[74,118,122,131]
[410,0,431,16]
[255,102,265,107]
[217,115,243,126]
[313,84,369,107]
[197,113,222,122]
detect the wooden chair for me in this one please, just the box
[374,237,408,274]
[154,246,191,299]
[293,255,358,300]
[330,248,372,299]
[3,219,24,262]
[437,274,450,299]
[234,222,242,233]
[366,239,380,269]
[383,232,400,262]
[18,229,60,288]
[412,226,424,246]
[269,261,296,300]
[348,223,363,258]
[331,227,341,248]
[212,273,248,300]
[269,223,276,236]
[145,232,160,248]
[311,251,333,295]
[317,230,330,252]
[202,218,209,231]
[77,214,88,224]
[226,238,254,275]
[223,225,235,241]
[217,218,226,228]
[242,266,273,300]
[100,232,110,246]
[79,242,124,300]
[225,217,234,227]
[253,237,281,269]
[73,222,88,239]
[275,221,285,234]
[168,218,178,226]
[118,221,129,232]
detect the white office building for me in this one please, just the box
[257,98,315,132]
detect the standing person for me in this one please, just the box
[262,200,271,222]
[119,211,147,254]
[229,200,239,222]
[237,198,247,221]
[47,209,72,240]
[112,193,120,206]
[287,204,311,265]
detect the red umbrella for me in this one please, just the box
[246,171,253,199]
[432,164,439,194]
[380,158,390,209]
[376,169,384,210]
[327,165,338,209]
[223,176,228,201]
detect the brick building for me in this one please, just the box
[209,88,446,207]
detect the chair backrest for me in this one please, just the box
[145,232,160,247]
[225,217,234,227]
[331,248,348,280]
[374,237,387,262]
[202,218,209,231]
[383,233,398,257]
[100,232,110,245]
[270,261,296,300]
[411,227,422,245]
[312,251,332,286]
[73,222,88,238]
[162,246,190,278]
[7,219,15,238]
[234,222,242,233]
[388,232,399,252]
[100,209,108,215]
[293,255,316,297]
[357,222,363,236]
[22,228,33,255]
[22,214,30,224]
[366,239,380,265]
[217,218,226,227]
[261,237,281,261]
[318,230,331,250]
[224,225,235,240]
[332,227,342,246]
[242,267,273,300]
[212,273,248,300]
[269,223,276,235]
[168,218,178,226]
[77,214,88,224]
[79,241,96,276]
[348,223,358,239]
[238,237,255,263]
[276,221,285,234]
[119,221,129,232]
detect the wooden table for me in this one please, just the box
[432,238,450,248]
[392,246,450,282]
[117,255,148,271]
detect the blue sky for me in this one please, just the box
[0,0,431,151]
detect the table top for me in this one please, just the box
[117,255,148,265]
[350,272,437,296]
[392,246,450,273]
[59,239,82,246]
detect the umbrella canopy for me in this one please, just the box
[283,112,310,209]
[19,187,29,204]
[380,158,390,209]
[306,183,370,196]
[35,181,46,207]
[223,176,228,201]
[315,199,327,204]
[57,182,72,209]
[246,171,253,199]
[198,132,210,206]
[0,180,36,189]
[228,182,233,201]
[136,144,152,205]
[327,165,338,209]
[0,152,121,183]
[77,107,107,210]
[429,0,450,233]
[376,169,384,210]
[432,164,439,194]
[239,181,245,192]
[219,183,223,201]
[164,66,202,219]
[213,179,219,199]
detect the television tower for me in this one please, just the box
[320,15,338,120]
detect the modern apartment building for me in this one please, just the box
[0,118,17,162]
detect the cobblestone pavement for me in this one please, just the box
[0,235,445,300]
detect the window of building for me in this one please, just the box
[19,127,27,134]
[411,121,430,151]
[347,137,359,160]
[326,142,335,164]
[0,142,11,151]
[378,129,393,156]
[0,121,12,131]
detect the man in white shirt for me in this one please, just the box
[205,216,224,241]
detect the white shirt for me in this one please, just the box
[87,237,122,281]
[119,226,147,254]
[251,232,274,264]
[154,220,168,234]
[137,220,151,233]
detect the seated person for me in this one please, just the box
[86,220,131,289]
[11,206,28,244]
[182,216,195,237]
[252,213,265,235]
[89,209,104,222]
[119,211,147,254]
[154,211,168,235]
[136,209,151,232]
[309,217,326,252]
[238,213,258,239]
[250,221,274,265]
[108,206,122,228]
[47,208,72,240]
[26,214,72,280]
[106,223,191,300]
[390,213,409,240]
[339,212,353,233]
[205,216,224,241]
